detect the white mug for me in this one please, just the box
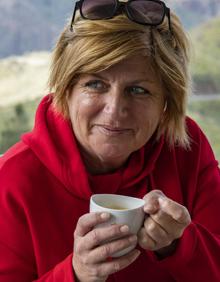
[90,194,145,257]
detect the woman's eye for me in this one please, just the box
[84,80,107,91]
[127,86,150,96]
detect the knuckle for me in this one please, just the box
[91,229,99,243]
[153,190,165,197]
[74,241,81,253]
[177,207,191,224]
[94,265,108,278]
[81,254,89,265]
[101,244,111,258]
[113,261,121,272]
[90,266,100,277]
[177,209,185,220]
[77,214,85,225]
[147,221,156,233]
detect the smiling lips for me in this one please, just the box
[96,125,132,136]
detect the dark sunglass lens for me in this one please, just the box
[129,0,164,24]
[81,0,116,20]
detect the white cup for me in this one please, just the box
[90,194,145,257]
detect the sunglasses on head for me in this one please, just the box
[70,0,171,31]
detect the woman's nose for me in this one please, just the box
[103,89,128,118]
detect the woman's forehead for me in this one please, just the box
[95,55,158,82]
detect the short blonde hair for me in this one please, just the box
[48,10,192,148]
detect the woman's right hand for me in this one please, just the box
[72,212,140,282]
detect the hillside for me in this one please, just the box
[0,52,49,106]
[0,0,73,58]
[167,0,220,29]
[0,0,220,58]
[191,17,220,93]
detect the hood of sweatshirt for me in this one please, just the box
[22,95,164,200]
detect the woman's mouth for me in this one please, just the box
[96,125,132,136]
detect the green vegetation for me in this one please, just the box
[0,99,40,153]
[190,17,220,93]
[187,99,220,162]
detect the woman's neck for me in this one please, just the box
[79,148,128,175]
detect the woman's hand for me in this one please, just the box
[138,190,191,258]
[72,212,141,282]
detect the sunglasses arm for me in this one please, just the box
[70,1,80,31]
[166,8,172,33]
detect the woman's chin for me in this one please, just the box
[93,144,130,168]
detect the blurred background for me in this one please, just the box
[0,0,220,161]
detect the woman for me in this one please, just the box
[0,0,220,281]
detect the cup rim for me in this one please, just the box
[90,193,145,211]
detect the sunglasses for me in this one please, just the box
[70,0,171,31]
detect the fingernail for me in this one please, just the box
[100,213,110,219]
[120,225,129,233]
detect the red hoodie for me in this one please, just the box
[0,95,220,282]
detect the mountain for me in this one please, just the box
[0,0,73,58]
[168,0,220,29]
[0,0,220,58]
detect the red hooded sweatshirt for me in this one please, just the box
[0,95,220,282]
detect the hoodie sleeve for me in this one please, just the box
[0,158,77,282]
[147,119,220,282]
[0,242,75,282]
[0,207,77,282]
[33,254,75,282]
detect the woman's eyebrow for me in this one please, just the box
[85,73,155,83]
[85,73,107,80]
[127,79,155,84]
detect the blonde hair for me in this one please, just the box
[48,11,192,148]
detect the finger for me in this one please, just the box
[74,212,111,237]
[143,190,165,214]
[137,227,156,251]
[80,224,131,251]
[150,209,180,236]
[95,249,141,277]
[158,197,191,225]
[143,217,171,247]
[86,234,138,263]
[151,210,189,239]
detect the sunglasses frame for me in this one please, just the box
[70,0,171,31]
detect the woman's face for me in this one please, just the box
[67,55,165,173]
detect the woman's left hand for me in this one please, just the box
[138,190,191,257]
